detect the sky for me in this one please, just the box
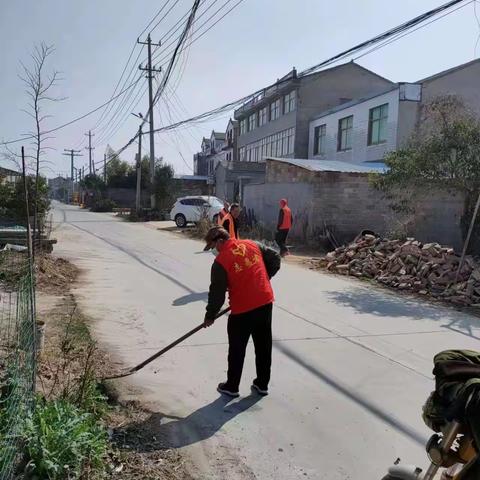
[0,0,479,178]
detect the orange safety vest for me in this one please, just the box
[215,239,274,315]
[221,212,238,239]
[279,206,292,230]
[217,208,228,225]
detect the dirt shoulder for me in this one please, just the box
[36,257,192,480]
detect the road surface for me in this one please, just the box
[52,202,480,479]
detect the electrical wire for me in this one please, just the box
[353,0,473,62]
[94,83,148,147]
[300,0,468,77]
[139,0,176,38]
[92,0,179,132]
[152,0,241,67]
[2,77,142,147]
[146,0,182,35]
[150,0,223,64]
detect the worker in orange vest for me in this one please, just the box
[217,201,230,225]
[276,198,293,257]
[220,203,241,239]
[203,226,281,397]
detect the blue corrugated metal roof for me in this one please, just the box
[267,157,387,173]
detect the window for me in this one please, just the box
[258,107,268,126]
[313,124,326,155]
[239,128,295,162]
[338,115,353,151]
[270,99,281,121]
[283,90,296,114]
[240,119,247,135]
[368,103,389,145]
[239,146,246,161]
[248,113,256,131]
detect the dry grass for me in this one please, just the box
[36,258,190,479]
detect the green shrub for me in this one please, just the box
[22,398,107,479]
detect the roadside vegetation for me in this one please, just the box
[0,252,189,479]
[373,95,480,253]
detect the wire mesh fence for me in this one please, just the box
[0,247,36,480]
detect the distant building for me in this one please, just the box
[214,160,266,203]
[308,58,480,166]
[223,119,238,163]
[193,130,227,178]
[233,62,394,163]
[48,176,72,201]
[0,166,21,185]
[193,137,211,176]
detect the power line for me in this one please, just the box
[92,0,181,132]
[145,0,470,136]
[147,0,182,35]
[353,0,473,62]
[94,81,148,146]
[139,0,176,38]
[150,0,223,64]
[92,44,140,131]
[300,0,469,77]
[2,76,142,146]
[151,0,237,66]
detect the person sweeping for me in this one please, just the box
[203,226,281,397]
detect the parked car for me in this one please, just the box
[170,196,224,228]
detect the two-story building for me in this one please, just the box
[233,61,394,164]
[308,58,480,165]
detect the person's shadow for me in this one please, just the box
[172,292,208,306]
[116,394,263,452]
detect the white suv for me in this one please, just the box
[170,196,224,228]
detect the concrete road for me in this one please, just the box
[52,202,480,479]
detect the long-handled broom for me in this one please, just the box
[103,307,230,380]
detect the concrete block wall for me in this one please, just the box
[244,163,465,249]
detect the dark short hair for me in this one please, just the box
[230,203,240,212]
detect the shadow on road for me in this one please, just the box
[172,292,208,306]
[326,287,462,320]
[326,287,480,340]
[116,394,262,451]
[274,341,428,446]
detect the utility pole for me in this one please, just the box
[136,124,143,214]
[85,130,95,174]
[62,149,83,204]
[103,153,107,183]
[138,34,161,209]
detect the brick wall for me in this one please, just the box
[244,162,465,249]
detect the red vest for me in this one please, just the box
[279,206,292,230]
[221,213,238,239]
[215,239,274,314]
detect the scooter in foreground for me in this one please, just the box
[383,350,480,480]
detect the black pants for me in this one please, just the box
[275,229,289,255]
[226,303,272,391]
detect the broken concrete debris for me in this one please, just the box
[310,234,480,306]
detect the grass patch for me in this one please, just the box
[22,398,107,479]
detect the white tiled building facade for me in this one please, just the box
[308,84,421,165]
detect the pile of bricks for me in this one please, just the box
[310,233,480,306]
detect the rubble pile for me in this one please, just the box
[310,234,480,306]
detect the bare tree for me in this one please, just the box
[18,42,62,253]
